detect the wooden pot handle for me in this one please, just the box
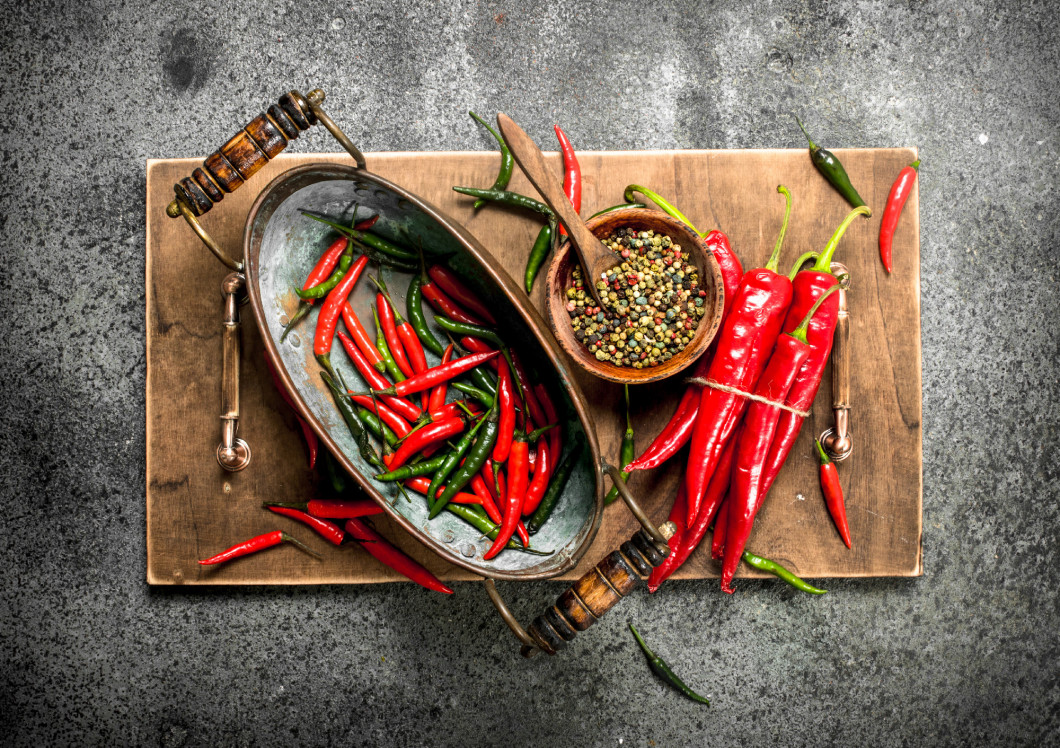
[485,466,676,657]
[165,88,365,270]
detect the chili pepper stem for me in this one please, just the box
[788,284,841,344]
[794,115,818,151]
[628,622,656,659]
[281,532,323,560]
[815,437,831,465]
[765,185,792,272]
[813,206,873,272]
[787,251,819,281]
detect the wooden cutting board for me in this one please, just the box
[146,147,922,586]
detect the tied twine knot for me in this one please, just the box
[684,377,811,419]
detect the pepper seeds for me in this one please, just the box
[565,227,707,368]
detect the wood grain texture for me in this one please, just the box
[146,147,921,587]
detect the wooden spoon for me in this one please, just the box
[497,113,616,307]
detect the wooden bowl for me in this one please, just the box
[545,208,725,384]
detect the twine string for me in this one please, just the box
[684,377,811,419]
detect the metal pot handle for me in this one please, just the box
[164,88,364,472]
[484,462,675,658]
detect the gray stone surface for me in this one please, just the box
[1,0,1058,745]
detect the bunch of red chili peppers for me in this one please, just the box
[615,184,870,594]
[202,205,583,591]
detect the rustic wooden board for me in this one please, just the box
[147,147,921,587]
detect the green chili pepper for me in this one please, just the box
[524,219,556,294]
[605,384,635,505]
[451,381,495,407]
[469,111,514,210]
[429,402,499,518]
[356,407,398,448]
[406,269,445,357]
[445,504,550,555]
[426,413,489,513]
[295,248,354,300]
[301,212,419,262]
[589,202,646,219]
[527,434,584,534]
[433,316,523,397]
[373,452,451,481]
[629,623,710,705]
[451,187,555,219]
[623,185,702,235]
[372,305,407,384]
[321,371,385,472]
[794,116,867,210]
[741,550,827,595]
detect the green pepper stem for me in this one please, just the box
[813,206,872,272]
[814,438,832,466]
[765,185,792,272]
[527,423,557,442]
[794,115,818,151]
[910,159,921,171]
[622,185,702,235]
[263,501,308,510]
[787,284,841,344]
[281,532,322,560]
[628,623,656,660]
[787,251,818,281]
[623,383,632,432]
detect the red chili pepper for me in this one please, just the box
[753,207,870,506]
[534,383,560,481]
[711,497,729,560]
[554,124,582,238]
[353,214,379,231]
[198,530,319,565]
[387,417,465,469]
[344,518,453,594]
[470,473,504,524]
[492,360,516,463]
[336,331,423,423]
[879,160,919,273]
[376,293,414,378]
[684,187,796,526]
[522,439,551,516]
[460,336,502,372]
[349,395,411,438]
[314,254,370,360]
[721,288,837,593]
[647,442,735,592]
[431,400,481,422]
[427,265,497,325]
[305,497,385,519]
[421,281,486,326]
[300,237,347,301]
[816,439,852,548]
[266,505,345,545]
[404,477,483,505]
[625,230,744,473]
[341,302,387,373]
[370,351,500,397]
[263,352,318,469]
[428,343,454,414]
[484,432,529,560]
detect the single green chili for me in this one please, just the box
[629,623,710,705]
[373,452,451,481]
[445,504,550,555]
[321,370,386,472]
[301,212,419,262]
[794,116,867,210]
[527,434,584,534]
[426,413,489,513]
[451,381,495,407]
[469,110,514,209]
[406,266,445,357]
[741,550,827,595]
[589,202,647,219]
[429,402,500,518]
[605,384,635,505]
[524,219,556,294]
[623,185,702,235]
[372,305,407,384]
[451,187,555,219]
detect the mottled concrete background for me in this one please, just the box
[1,0,1057,745]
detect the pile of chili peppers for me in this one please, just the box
[612,182,870,595]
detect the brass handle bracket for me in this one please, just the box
[820,263,852,461]
[216,272,251,472]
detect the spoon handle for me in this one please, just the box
[496,114,612,306]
